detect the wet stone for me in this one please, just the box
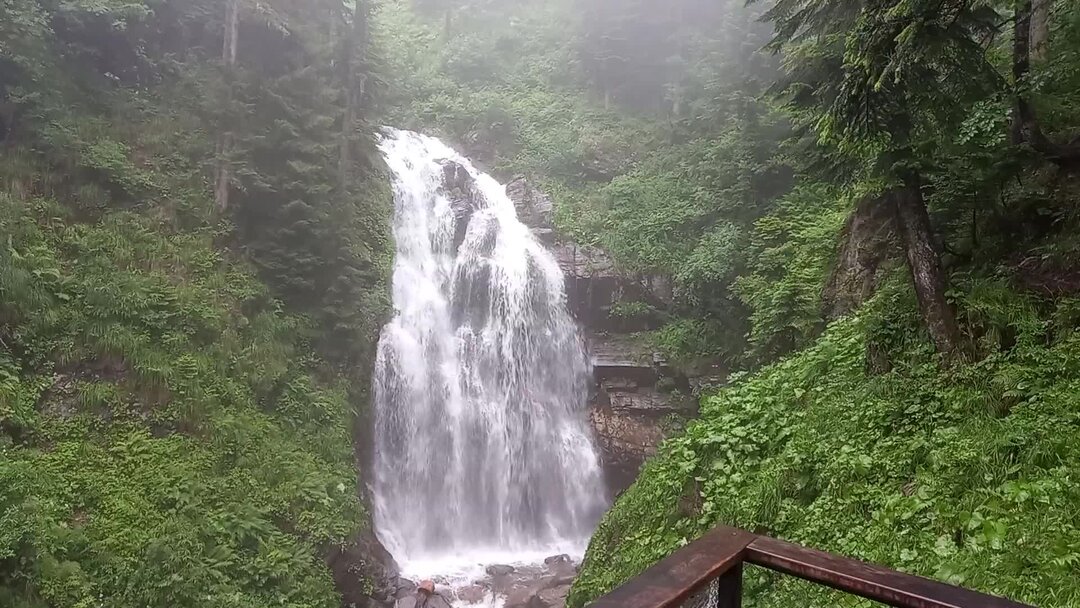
[395,578,418,599]
[455,585,489,604]
[486,564,516,577]
[536,585,571,608]
[543,554,572,567]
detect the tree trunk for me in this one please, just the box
[891,175,961,355]
[1030,0,1050,62]
[1012,0,1033,146]
[215,0,240,212]
[1012,0,1080,163]
[339,0,369,190]
[224,0,238,64]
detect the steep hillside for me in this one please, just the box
[0,1,393,605]
[571,280,1080,607]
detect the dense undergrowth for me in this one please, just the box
[571,280,1080,607]
[1,197,365,606]
[1,0,391,605]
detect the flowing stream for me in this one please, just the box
[372,129,605,584]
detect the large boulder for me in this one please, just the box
[325,529,400,608]
[503,580,571,608]
[486,564,517,577]
[535,585,571,608]
[396,593,453,608]
[823,195,900,319]
[454,585,489,604]
[587,335,697,495]
[543,554,572,567]
[393,596,451,608]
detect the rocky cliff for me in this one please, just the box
[503,176,698,496]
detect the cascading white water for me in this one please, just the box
[372,129,606,579]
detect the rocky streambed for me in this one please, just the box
[393,554,580,608]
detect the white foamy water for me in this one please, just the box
[372,129,606,584]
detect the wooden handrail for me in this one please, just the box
[590,526,1035,608]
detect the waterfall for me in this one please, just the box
[372,129,606,576]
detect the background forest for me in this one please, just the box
[1,0,392,605]
[377,0,1080,606]
[2,0,1080,606]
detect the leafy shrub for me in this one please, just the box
[1,193,368,606]
[572,294,1080,608]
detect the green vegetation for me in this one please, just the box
[1,198,368,606]
[1,0,390,605]
[377,0,1080,605]
[4,0,1080,604]
[572,284,1080,607]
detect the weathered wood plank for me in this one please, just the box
[589,527,755,608]
[745,535,1035,608]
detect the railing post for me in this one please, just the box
[715,562,742,608]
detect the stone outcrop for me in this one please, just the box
[439,160,484,252]
[504,178,703,496]
[552,242,671,333]
[506,176,554,241]
[823,195,901,319]
[588,334,696,493]
[326,529,400,608]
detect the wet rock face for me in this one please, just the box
[505,176,555,241]
[505,178,709,496]
[326,529,400,608]
[551,243,670,333]
[504,176,671,331]
[439,160,485,253]
[587,335,697,494]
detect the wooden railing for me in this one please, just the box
[591,526,1035,608]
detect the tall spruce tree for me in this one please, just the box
[761,0,1002,354]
